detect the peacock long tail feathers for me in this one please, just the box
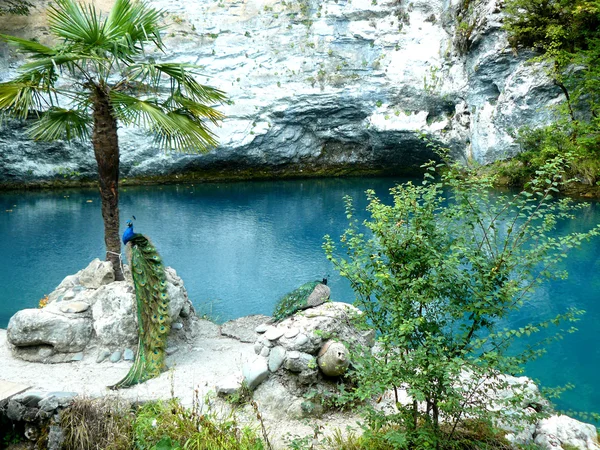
[109,234,171,389]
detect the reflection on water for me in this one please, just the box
[1,178,599,418]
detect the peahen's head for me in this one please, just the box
[122,220,135,245]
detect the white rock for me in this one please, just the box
[534,415,600,450]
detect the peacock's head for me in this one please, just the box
[122,217,136,244]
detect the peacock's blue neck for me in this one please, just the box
[122,225,135,244]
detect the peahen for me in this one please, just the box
[109,220,171,389]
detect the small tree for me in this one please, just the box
[0,0,225,280]
[324,154,600,448]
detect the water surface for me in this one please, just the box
[1,178,598,419]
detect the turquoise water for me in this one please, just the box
[1,178,599,418]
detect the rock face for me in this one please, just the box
[6,259,195,363]
[0,0,562,185]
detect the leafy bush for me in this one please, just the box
[324,155,600,448]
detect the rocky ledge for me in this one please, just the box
[2,261,598,449]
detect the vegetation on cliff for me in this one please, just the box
[500,0,600,187]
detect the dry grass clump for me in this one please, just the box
[60,396,134,450]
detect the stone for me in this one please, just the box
[268,346,286,372]
[59,301,90,314]
[284,328,299,339]
[264,326,285,341]
[7,309,93,354]
[216,375,242,395]
[260,346,270,357]
[306,284,330,308]
[48,425,65,450]
[96,348,110,363]
[242,358,269,390]
[123,348,134,361]
[283,352,315,373]
[171,322,184,330]
[79,259,115,289]
[6,399,26,421]
[317,340,349,376]
[70,352,84,362]
[221,315,271,343]
[90,282,138,348]
[109,351,122,363]
[534,415,600,450]
[253,342,263,355]
[166,346,178,355]
[12,392,44,408]
[255,323,269,333]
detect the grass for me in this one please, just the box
[58,393,265,450]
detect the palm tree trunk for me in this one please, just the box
[92,86,124,281]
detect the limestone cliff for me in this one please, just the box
[0,0,563,184]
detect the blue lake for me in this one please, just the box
[1,177,599,419]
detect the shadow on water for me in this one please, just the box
[1,177,599,420]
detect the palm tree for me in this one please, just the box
[0,0,225,280]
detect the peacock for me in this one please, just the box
[272,277,329,322]
[109,220,171,389]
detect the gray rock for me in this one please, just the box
[221,315,271,343]
[216,375,242,395]
[317,340,349,376]
[12,392,44,408]
[123,348,134,360]
[534,415,599,450]
[109,351,122,363]
[90,282,138,348]
[242,358,269,390]
[79,259,114,289]
[260,346,270,357]
[48,425,65,450]
[306,284,330,308]
[283,352,315,373]
[6,399,26,421]
[7,309,93,354]
[171,322,184,330]
[166,346,178,355]
[268,346,286,372]
[254,342,263,355]
[264,326,285,341]
[255,323,269,334]
[96,348,110,363]
[59,301,90,314]
[70,352,84,362]
[284,328,299,339]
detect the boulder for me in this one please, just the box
[534,415,600,450]
[242,358,270,390]
[7,259,195,362]
[7,308,93,354]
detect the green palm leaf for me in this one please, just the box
[104,0,164,51]
[47,0,106,46]
[0,34,56,58]
[110,91,219,152]
[28,107,92,141]
[127,62,227,104]
[0,81,48,119]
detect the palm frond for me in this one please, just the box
[110,91,219,152]
[19,53,100,79]
[104,0,164,52]
[0,34,56,58]
[127,62,227,104]
[0,81,49,119]
[47,0,106,46]
[28,107,92,141]
[171,94,224,125]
